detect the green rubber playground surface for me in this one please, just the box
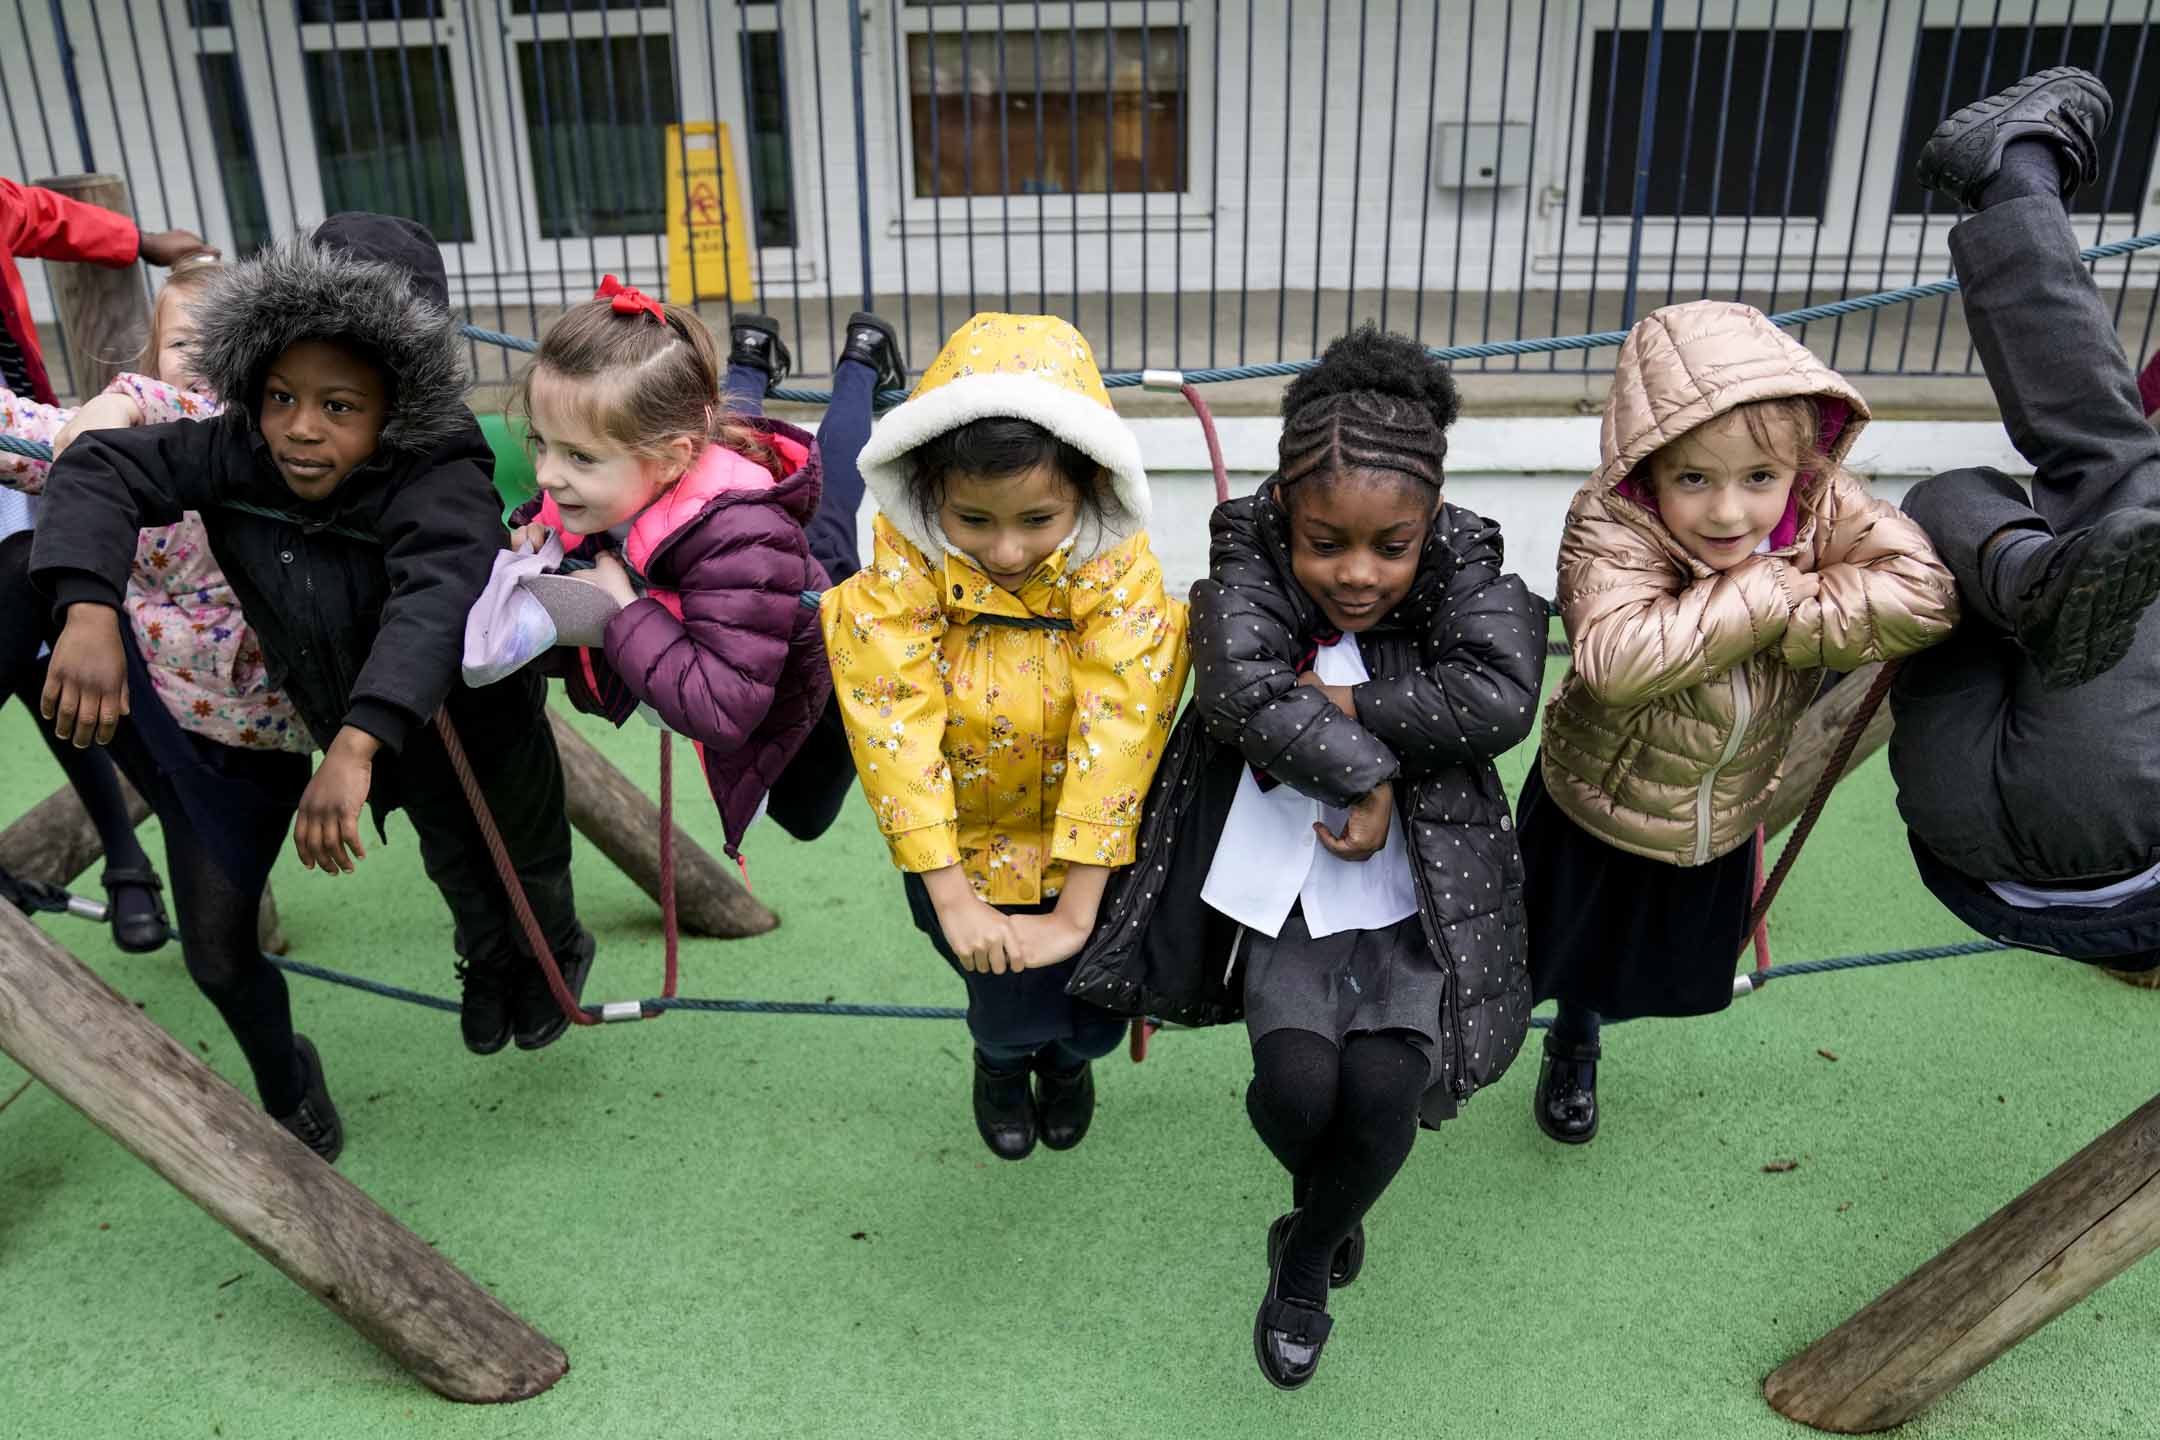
[1,658,2154,1440]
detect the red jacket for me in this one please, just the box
[2,177,140,405]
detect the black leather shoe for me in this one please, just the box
[2009,508,2160,690]
[274,1035,344,1164]
[1534,1039,1600,1145]
[973,1052,1037,1160]
[101,865,170,954]
[456,954,513,1056]
[840,311,906,395]
[1254,1214,1333,1391]
[1032,1056,1095,1151]
[1916,66,2113,208]
[728,312,791,393]
[513,932,596,1052]
[1266,1211,1366,1289]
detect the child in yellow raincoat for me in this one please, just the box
[820,313,1191,1162]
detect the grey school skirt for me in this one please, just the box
[1239,907,1444,1052]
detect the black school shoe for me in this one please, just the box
[840,311,907,397]
[2010,508,2160,690]
[512,931,596,1052]
[1032,1055,1096,1151]
[1533,1036,1600,1145]
[1915,66,2112,209]
[456,953,513,1055]
[973,1052,1037,1161]
[274,1035,344,1164]
[728,312,792,394]
[1254,1213,1334,1391]
[101,865,170,955]
[1266,1211,1367,1290]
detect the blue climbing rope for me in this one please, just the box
[267,937,2015,1029]
[8,229,2159,466]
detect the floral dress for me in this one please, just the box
[1,373,312,753]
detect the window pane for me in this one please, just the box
[509,1,665,13]
[197,53,272,255]
[1581,28,1847,219]
[302,45,473,243]
[741,32,796,248]
[294,1,445,19]
[188,0,233,25]
[1892,25,2160,214]
[518,35,679,239]
[907,28,1188,198]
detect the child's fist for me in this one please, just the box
[576,551,639,608]
[1315,782,1394,862]
[508,520,553,554]
[41,604,129,748]
[1297,668,1358,718]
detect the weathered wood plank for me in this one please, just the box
[0,902,567,1401]
[1765,1093,2160,1433]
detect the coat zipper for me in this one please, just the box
[1693,664,1751,866]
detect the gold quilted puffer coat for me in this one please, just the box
[1540,301,1958,867]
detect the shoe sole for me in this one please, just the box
[2026,508,2160,691]
[464,1027,511,1057]
[1915,67,2112,201]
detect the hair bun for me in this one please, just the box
[1282,323,1459,434]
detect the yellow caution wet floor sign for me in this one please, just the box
[665,122,755,306]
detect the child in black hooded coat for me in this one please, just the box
[32,214,597,1161]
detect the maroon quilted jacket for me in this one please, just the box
[555,417,831,855]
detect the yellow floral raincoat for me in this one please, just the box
[821,312,1191,904]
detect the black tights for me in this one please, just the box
[1246,1029,1428,1304]
[161,801,303,1114]
[0,531,152,879]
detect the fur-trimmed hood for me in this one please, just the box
[194,213,470,458]
[857,312,1150,567]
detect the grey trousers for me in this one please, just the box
[1889,195,2160,887]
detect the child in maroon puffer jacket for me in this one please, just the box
[507,280,832,863]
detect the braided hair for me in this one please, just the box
[1276,324,1459,506]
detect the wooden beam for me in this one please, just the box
[1,781,286,953]
[0,778,150,888]
[1766,662,1895,840]
[2106,965,2160,990]
[550,712,777,938]
[30,174,152,400]
[0,902,567,1402]
[1764,1092,2160,1433]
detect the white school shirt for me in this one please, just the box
[1199,636,1420,939]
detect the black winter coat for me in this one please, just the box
[1068,490,1548,1111]
[33,215,499,758]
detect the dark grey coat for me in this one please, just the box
[1069,489,1548,1116]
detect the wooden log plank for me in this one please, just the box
[1764,1092,2160,1433]
[2,781,287,952]
[30,174,151,400]
[0,903,567,1402]
[550,711,777,938]
[1765,662,1895,841]
[0,778,150,887]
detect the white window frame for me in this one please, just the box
[882,0,1216,236]
[1543,0,1877,287]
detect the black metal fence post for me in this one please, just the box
[1619,0,1668,329]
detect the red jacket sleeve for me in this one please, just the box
[1,178,140,267]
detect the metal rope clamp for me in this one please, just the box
[1140,369,1187,392]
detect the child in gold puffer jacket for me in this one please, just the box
[1522,299,1958,1145]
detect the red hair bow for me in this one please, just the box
[597,274,665,325]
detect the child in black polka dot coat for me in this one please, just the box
[1068,326,1546,1390]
